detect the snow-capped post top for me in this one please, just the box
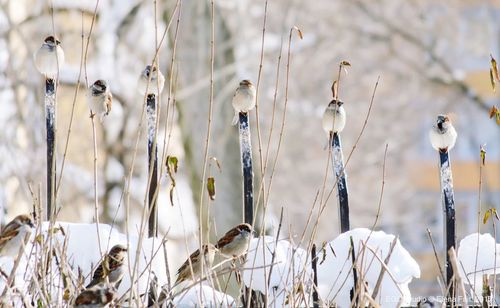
[34,36,65,78]
[231,79,256,125]
[429,114,457,153]
[138,65,165,96]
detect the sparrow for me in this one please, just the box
[174,244,217,286]
[74,283,117,308]
[231,79,256,125]
[138,65,165,96]
[88,79,112,122]
[34,35,65,78]
[215,223,253,258]
[86,244,127,289]
[322,100,346,134]
[429,114,457,153]
[0,214,35,257]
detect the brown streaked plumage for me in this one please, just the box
[215,223,253,258]
[175,244,217,285]
[74,283,116,307]
[0,214,35,257]
[87,244,127,288]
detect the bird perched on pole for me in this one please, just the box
[34,35,65,78]
[231,80,256,125]
[322,100,346,134]
[86,244,127,289]
[88,79,113,122]
[429,114,457,153]
[0,214,35,257]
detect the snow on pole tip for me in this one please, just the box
[317,228,420,308]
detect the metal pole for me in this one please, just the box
[147,93,158,237]
[332,132,350,232]
[439,150,456,299]
[45,78,56,220]
[239,112,254,225]
[311,244,320,308]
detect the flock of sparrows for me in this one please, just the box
[0,214,253,306]
[318,84,457,153]
[33,36,166,123]
[27,35,460,306]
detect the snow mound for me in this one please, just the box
[458,233,500,303]
[0,222,169,306]
[173,283,235,307]
[317,228,420,308]
[243,236,311,307]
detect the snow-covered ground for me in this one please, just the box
[458,233,500,304]
[242,229,421,307]
[317,228,420,308]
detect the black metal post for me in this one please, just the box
[45,78,56,220]
[332,132,349,233]
[349,236,358,306]
[239,112,254,225]
[311,244,320,308]
[147,94,158,238]
[439,151,456,300]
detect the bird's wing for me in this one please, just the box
[87,260,106,288]
[177,249,201,276]
[105,93,112,115]
[0,229,19,249]
[74,290,96,305]
[215,227,240,249]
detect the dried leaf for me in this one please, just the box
[480,145,486,166]
[331,80,338,99]
[340,60,351,67]
[207,177,216,201]
[35,234,44,244]
[63,288,70,301]
[166,156,178,206]
[490,68,496,92]
[210,156,222,173]
[483,209,498,224]
[490,105,498,119]
[167,156,178,173]
[340,60,351,74]
[320,241,327,265]
[483,210,491,224]
[491,54,500,81]
[293,26,303,39]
